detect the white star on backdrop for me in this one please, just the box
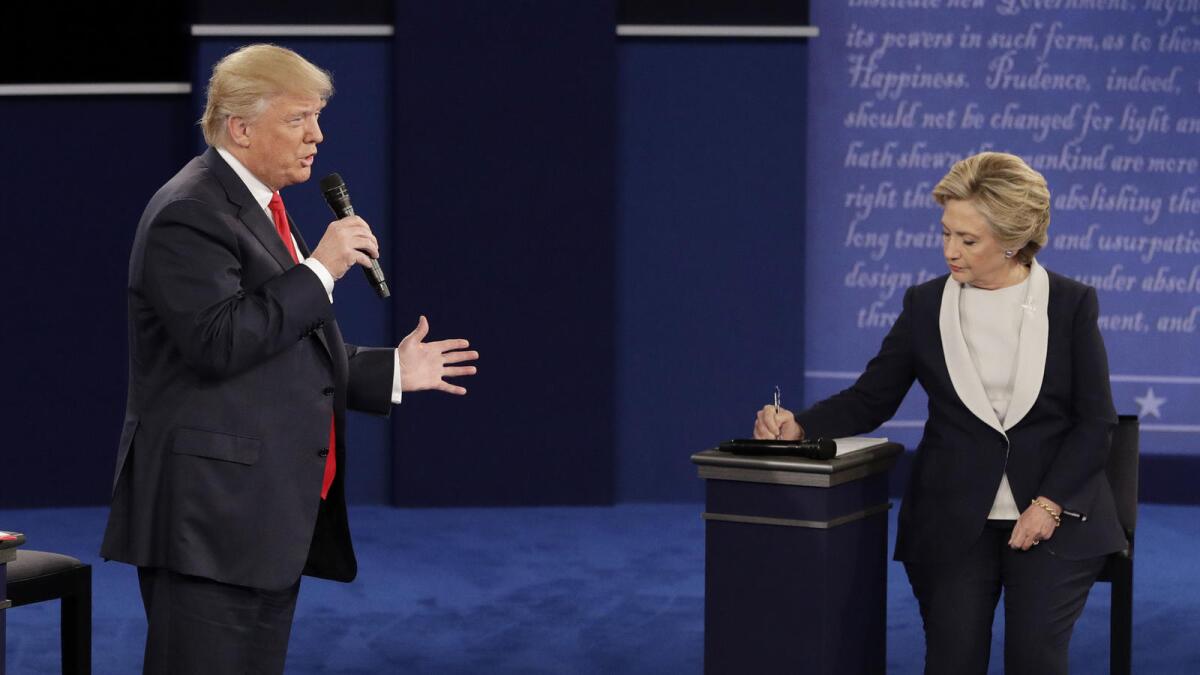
[1134,387,1167,419]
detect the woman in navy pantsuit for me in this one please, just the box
[757,152,1126,674]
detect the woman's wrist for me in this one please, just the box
[1031,497,1062,526]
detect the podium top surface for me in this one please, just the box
[691,442,904,476]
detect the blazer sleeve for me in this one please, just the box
[345,345,394,416]
[142,198,334,380]
[795,286,918,438]
[1036,286,1117,515]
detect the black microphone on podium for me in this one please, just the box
[320,173,390,299]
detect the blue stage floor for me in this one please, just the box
[2,503,1197,673]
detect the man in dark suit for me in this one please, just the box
[100,44,478,674]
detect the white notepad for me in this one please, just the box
[832,437,889,457]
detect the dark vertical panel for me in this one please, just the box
[194,38,396,504]
[392,1,617,505]
[615,41,808,501]
[0,97,193,507]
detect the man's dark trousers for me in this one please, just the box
[138,567,301,675]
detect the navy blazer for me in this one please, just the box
[101,148,394,590]
[797,261,1128,562]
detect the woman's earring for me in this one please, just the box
[1004,250,1015,259]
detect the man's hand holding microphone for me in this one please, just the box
[309,213,379,281]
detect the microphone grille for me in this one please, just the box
[320,173,345,192]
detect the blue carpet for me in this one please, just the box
[2,504,1197,673]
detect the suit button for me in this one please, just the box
[322,387,335,396]
[318,448,329,458]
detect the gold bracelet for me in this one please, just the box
[1031,499,1062,527]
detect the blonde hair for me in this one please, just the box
[931,152,1050,265]
[200,44,333,147]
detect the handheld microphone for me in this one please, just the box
[718,437,839,460]
[320,173,390,299]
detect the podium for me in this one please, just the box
[1,531,25,675]
[692,443,903,675]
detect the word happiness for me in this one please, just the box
[844,19,1200,98]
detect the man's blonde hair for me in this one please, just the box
[200,44,333,147]
[932,152,1050,265]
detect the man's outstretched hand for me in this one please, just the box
[397,316,478,395]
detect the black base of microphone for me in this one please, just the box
[366,259,390,298]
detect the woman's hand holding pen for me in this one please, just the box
[754,405,804,441]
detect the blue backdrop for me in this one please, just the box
[805,2,1200,457]
[615,40,808,502]
[388,1,617,505]
[2,3,1197,509]
[0,96,192,507]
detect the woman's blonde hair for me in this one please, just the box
[200,44,333,147]
[931,152,1050,265]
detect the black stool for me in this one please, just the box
[1097,415,1139,675]
[6,550,91,675]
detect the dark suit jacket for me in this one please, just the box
[101,148,394,591]
[797,261,1128,563]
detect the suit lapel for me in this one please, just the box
[204,148,299,273]
[1003,259,1049,430]
[940,276,1006,435]
[205,149,335,360]
[287,215,333,359]
[241,203,298,272]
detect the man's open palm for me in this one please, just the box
[397,316,478,395]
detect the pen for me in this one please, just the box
[774,385,781,440]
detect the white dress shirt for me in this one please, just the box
[216,147,402,403]
[960,278,1029,520]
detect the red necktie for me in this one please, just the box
[269,192,337,499]
[268,192,299,263]
[323,418,336,500]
